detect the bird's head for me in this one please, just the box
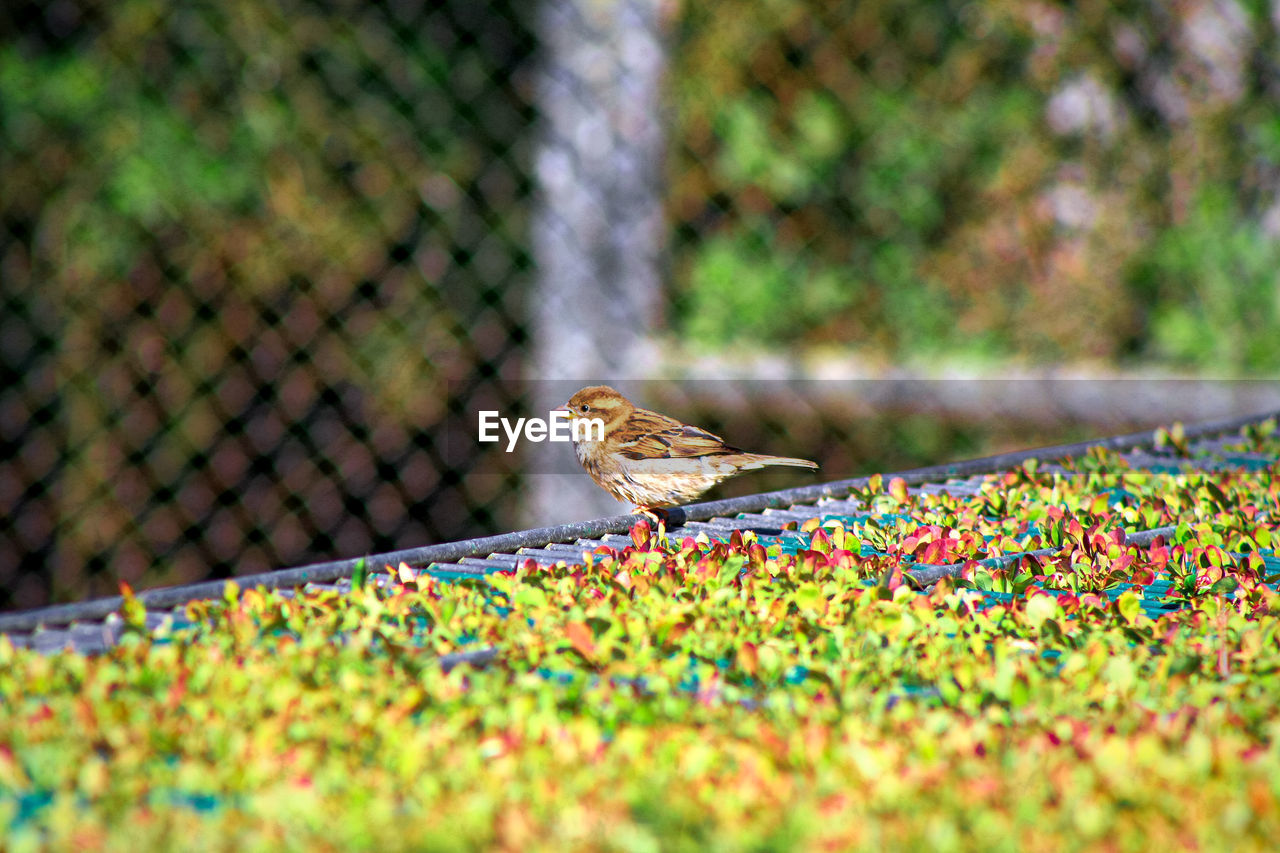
[559,385,634,435]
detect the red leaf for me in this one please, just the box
[921,539,946,565]
[828,549,857,569]
[888,477,909,503]
[810,529,832,554]
[737,641,759,676]
[565,622,596,659]
[798,550,822,574]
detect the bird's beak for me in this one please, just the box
[551,405,572,420]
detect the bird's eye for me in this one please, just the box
[579,404,590,413]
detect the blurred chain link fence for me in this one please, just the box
[1,0,539,607]
[4,0,1280,608]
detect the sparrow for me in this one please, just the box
[556,385,818,512]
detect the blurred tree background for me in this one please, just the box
[2,0,1278,607]
[668,0,1280,368]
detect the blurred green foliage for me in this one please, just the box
[1135,187,1280,368]
[669,0,1280,371]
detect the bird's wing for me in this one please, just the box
[615,409,740,460]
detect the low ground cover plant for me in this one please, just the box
[2,431,1278,850]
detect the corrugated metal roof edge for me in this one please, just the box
[2,408,1275,634]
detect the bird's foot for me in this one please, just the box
[630,506,669,539]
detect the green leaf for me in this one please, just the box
[513,586,549,610]
[1115,590,1141,625]
[794,583,824,615]
[1024,594,1059,629]
[1208,577,1239,596]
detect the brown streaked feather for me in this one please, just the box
[615,411,743,460]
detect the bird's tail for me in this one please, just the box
[740,454,819,472]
